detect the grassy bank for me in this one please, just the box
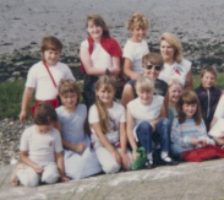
[0,73,224,120]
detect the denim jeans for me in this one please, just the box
[136,118,171,153]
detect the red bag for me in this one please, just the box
[182,145,224,162]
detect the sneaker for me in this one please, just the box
[161,156,178,165]
[145,160,154,169]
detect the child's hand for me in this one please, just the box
[112,151,122,166]
[200,138,208,147]
[131,73,141,81]
[150,122,156,132]
[33,165,43,173]
[191,138,200,146]
[74,143,86,153]
[121,152,131,169]
[61,176,70,182]
[19,110,27,123]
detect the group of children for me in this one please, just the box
[10,12,224,187]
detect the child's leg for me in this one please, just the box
[170,143,184,160]
[16,165,39,187]
[155,118,177,164]
[136,121,153,161]
[41,162,60,184]
[95,146,120,174]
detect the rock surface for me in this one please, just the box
[0,159,224,200]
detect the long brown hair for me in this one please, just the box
[86,14,110,38]
[177,91,202,125]
[94,76,117,133]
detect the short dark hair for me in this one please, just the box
[200,66,217,79]
[142,53,164,67]
[40,36,63,53]
[33,103,58,125]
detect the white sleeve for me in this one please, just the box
[20,129,29,151]
[88,105,100,124]
[54,129,63,153]
[25,65,37,88]
[64,64,76,80]
[119,105,126,123]
[143,40,150,55]
[214,95,224,118]
[123,42,134,62]
[80,40,88,49]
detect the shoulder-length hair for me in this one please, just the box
[86,14,110,38]
[177,91,202,125]
[160,32,182,63]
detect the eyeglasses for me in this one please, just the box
[144,65,162,71]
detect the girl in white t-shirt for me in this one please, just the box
[11,103,69,187]
[126,77,176,168]
[80,14,122,108]
[88,76,131,174]
[19,36,75,123]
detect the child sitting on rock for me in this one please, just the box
[56,79,102,179]
[11,103,69,187]
[171,91,215,160]
[126,77,176,169]
[19,36,75,122]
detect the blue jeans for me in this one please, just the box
[136,118,171,153]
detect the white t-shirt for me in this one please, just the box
[158,59,191,85]
[20,125,63,166]
[26,61,75,100]
[88,102,126,145]
[214,95,224,118]
[127,96,164,139]
[81,40,112,69]
[123,39,149,75]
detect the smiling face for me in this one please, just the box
[137,89,153,105]
[96,85,115,106]
[201,72,216,90]
[160,39,175,63]
[61,92,77,110]
[130,27,147,42]
[182,103,197,118]
[87,20,103,42]
[43,49,61,66]
[143,62,161,81]
[169,84,183,104]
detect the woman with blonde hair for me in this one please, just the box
[159,32,193,90]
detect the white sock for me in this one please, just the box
[161,151,171,161]
[147,152,153,161]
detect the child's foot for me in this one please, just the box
[161,156,178,165]
[10,164,24,186]
[145,160,154,169]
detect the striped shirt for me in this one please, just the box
[171,118,214,151]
